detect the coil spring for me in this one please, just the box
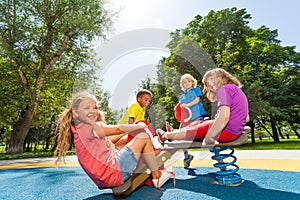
[211,146,242,185]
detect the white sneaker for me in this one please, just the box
[144,127,154,142]
[152,136,163,149]
[152,169,174,189]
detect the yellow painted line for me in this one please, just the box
[237,159,300,172]
[1,159,299,172]
[172,159,300,172]
[0,161,79,169]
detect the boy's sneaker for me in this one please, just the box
[183,154,194,169]
[152,168,175,189]
[156,129,167,144]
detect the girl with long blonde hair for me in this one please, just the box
[54,91,172,188]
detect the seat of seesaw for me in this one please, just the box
[110,126,250,195]
[162,133,248,150]
[162,126,250,150]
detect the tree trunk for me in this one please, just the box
[7,93,40,154]
[290,122,300,139]
[270,115,280,142]
[247,120,255,143]
[7,108,34,154]
[294,129,300,139]
[256,118,274,140]
[286,134,290,139]
[277,125,285,139]
[34,128,39,153]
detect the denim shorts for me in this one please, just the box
[117,146,138,181]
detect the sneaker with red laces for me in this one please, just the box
[156,129,167,144]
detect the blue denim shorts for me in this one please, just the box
[117,146,138,181]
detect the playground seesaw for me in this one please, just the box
[108,126,251,196]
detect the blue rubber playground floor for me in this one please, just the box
[1,150,300,200]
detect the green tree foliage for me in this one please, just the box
[153,7,300,141]
[0,0,113,153]
[242,27,300,141]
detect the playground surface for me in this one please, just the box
[0,150,300,200]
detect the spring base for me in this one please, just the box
[211,146,244,186]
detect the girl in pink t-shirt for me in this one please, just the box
[156,68,249,145]
[54,92,172,189]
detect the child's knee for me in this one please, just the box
[136,132,149,139]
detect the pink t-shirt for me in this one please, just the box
[71,123,123,187]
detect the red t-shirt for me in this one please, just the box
[71,123,124,187]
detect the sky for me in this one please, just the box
[94,0,300,110]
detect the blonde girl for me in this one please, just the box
[54,91,172,189]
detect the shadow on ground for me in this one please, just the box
[1,167,299,200]
[84,168,300,200]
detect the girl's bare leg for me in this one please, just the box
[109,133,126,143]
[126,132,160,179]
[163,130,188,140]
[113,134,128,149]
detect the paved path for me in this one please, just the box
[181,149,300,172]
[1,150,300,172]
[1,150,300,200]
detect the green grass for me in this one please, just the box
[0,138,299,160]
[0,151,54,160]
[236,138,300,150]
[0,150,75,160]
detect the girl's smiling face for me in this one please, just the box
[73,98,99,124]
[206,76,218,93]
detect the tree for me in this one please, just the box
[0,0,113,154]
[241,27,300,142]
